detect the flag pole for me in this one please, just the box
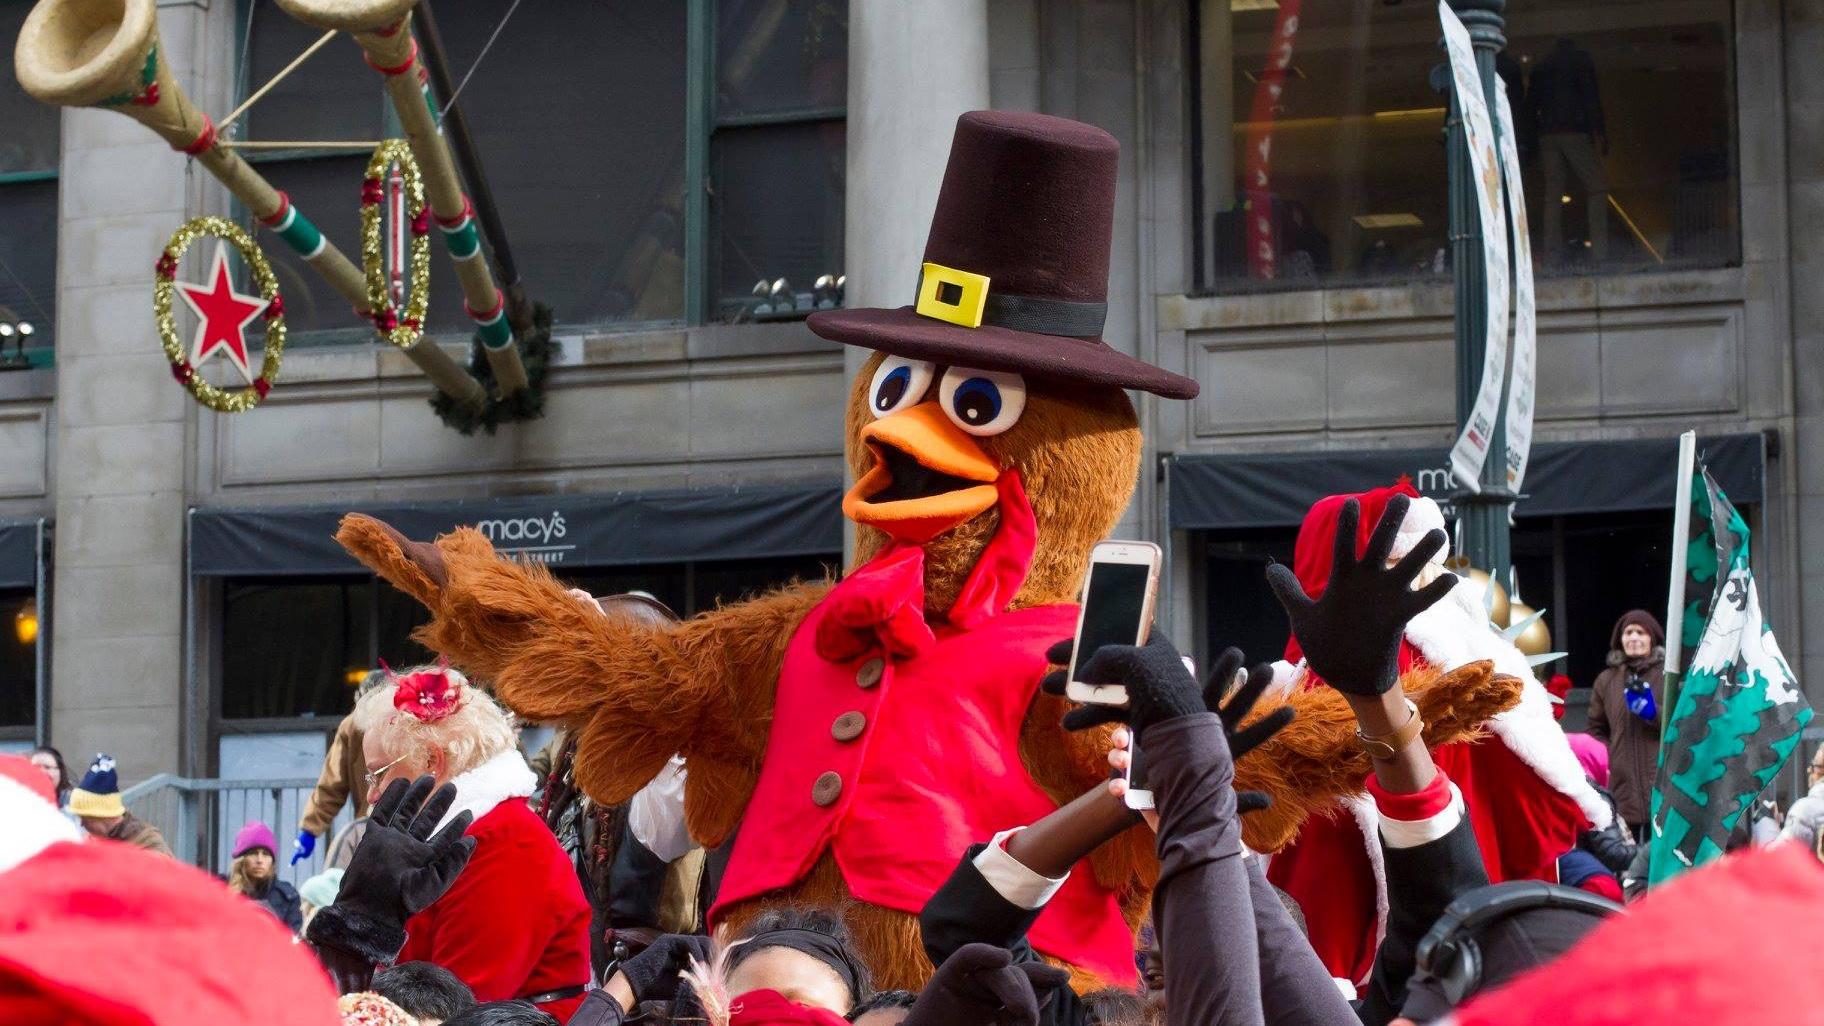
[1661,430,1697,750]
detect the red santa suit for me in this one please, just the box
[398,749,591,1021]
[1264,483,1608,990]
[711,474,1137,984]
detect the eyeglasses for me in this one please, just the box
[364,754,409,790]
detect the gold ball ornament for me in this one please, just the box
[153,216,285,413]
[1448,562,1511,627]
[1507,601,1553,657]
[361,139,431,349]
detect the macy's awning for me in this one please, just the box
[1167,433,1766,531]
[189,482,844,577]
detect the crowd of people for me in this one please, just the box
[5,496,1823,1026]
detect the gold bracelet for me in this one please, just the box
[1355,698,1422,761]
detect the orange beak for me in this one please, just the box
[844,402,1002,543]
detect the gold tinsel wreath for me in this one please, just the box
[361,139,431,349]
[153,216,285,414]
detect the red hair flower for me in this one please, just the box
[393,666,463,722]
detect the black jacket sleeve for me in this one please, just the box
[1148,713,1264,1026]
[1356,812,1488,1026]
[1242,856,1358,1025]
[919,843,1043,967]
[919,844,1089,1026]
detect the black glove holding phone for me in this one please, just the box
[1042,637,1293,812]
[1265,493,1457,696]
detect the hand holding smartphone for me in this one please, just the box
[1062,540,1163,810]
[1063,541,1162,707]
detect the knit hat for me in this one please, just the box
[1608,609,1665,651]
[65,752,126,820]
[1452,845,1824,1025]
[336,992,416,1026]
[298,867,344,909]
[232,820,279,859]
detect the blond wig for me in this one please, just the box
[352,665,517,780]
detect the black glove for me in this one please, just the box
[1041,635,1204,739]
[902,943,1070,1026]
[305,775,476,969]
[1204,646,1295,814]
[1265,494,1456,696]
[1042,639,1295,810]
[616,933,714,1004]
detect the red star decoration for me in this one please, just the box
[176,245,267,386]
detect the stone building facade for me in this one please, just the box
[0,0,1818,795]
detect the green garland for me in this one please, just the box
[428,301,553,435]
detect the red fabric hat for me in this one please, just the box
[1454,844,1824,1026]
[727,989,851,1026]
[808,110,1199,399]
[1283,481,1423,662]
[0,753,55,806]
[0,840,339,1026]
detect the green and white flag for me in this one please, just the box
[1649,448,1811,883]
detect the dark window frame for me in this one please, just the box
[1183,0,1743,297]
[230,0,847,344]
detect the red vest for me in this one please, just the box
[711,481,1137,984]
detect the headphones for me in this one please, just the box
[1413,880,1623,1006]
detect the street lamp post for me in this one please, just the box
[1443,0,1515,581]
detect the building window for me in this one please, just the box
[218,554,836,723]
[0,590,34,733]
[710,0,848,321]
[233,0,845,340]
[0,0,58,366]
[1189,0,1738,294]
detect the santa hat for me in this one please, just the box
[1284,482,1447,662]
[1453,845,1824,1025]
[65,752,126,819]
[0,756,339,1026]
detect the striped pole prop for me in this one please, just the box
[345,14,530,396]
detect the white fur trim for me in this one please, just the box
[1390,496,1448,561]
[1378,781,1467,849]
[437,748,538,833]
[1266,660,1305,703]
[1340,792,1388,987]
[1400,585,1613,830]
[0,774,83,875]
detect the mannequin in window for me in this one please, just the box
[1528,38,1608,263]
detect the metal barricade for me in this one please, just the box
[120,775,335,887]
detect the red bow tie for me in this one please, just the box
[814,471,1039,663]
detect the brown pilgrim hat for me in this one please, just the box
[808,110,1199,400]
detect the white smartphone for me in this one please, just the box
[1064,540,1163,706]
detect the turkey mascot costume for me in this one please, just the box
[1266,482,1609,992]
[335,111,1524,990]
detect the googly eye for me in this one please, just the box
[939,366,1027,436]
[867,356,936,419]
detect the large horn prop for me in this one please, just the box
[14,0,487,410]
[274,0,530,397]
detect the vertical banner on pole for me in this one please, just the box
[1441,1,1511,493]
[1495,86,1536,496]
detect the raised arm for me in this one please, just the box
[336,514,829,840]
